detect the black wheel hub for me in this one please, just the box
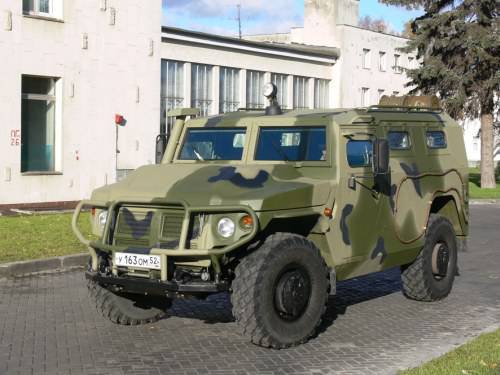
[274,268,311,321]
[434,243,450,277]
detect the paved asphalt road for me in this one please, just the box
[1,204,499,375]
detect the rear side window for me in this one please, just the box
[255,127,327,161]
[388,131,411,150]
[347,140,373,167]
[426,131,447,149]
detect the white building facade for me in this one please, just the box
[0,0,161,206]
[1,0,491,207]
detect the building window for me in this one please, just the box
[219,67,240,113]
[362,49,371,69]
[393,54,402,73]
[271,73,288,109]
[293,76,309,110]
[314,79,330,109]
[21,76,59,173]
[408,56,414,69]
[23,0,62,19]
[161,60,184,133]
[379,51,386,72]
[191,63,213,117]
[361,87,370,107]
[246,70,265,109]
[377,89,385,102]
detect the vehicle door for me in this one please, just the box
[330,126,387,279]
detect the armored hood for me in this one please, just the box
[91,163,330,211]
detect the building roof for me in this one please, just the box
[161,26,340,64]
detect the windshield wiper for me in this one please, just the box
[190,145,204,161]
[271,140,290,162]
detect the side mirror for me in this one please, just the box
[155,134,168,164]
[373,139,390,175]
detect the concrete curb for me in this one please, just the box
[470,199,500,205]
[0,253,88,279]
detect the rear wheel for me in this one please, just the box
[231,233,329,348]
[401,214,458,301]
[88,280,171,325]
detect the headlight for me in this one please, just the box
[98,210,108,227]
[217,217,235,238]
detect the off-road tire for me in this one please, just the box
[231,232,329,349]
[401,214,458,301]
[88,280,170,325]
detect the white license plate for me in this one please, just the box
[114,253,161,270]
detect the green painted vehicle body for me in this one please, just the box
[73,102,469,290]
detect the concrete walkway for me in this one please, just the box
[0,204,499,375]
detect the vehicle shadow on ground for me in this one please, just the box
[166,268,403,328]
[314,267,402,337]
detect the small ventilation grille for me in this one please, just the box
[161,211,184,242]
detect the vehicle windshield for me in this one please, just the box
[255,126,327,161]
[178,128,246,161]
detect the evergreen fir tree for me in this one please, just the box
[380,0,499,188]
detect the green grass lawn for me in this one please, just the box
[402,329,500,374]
[469,168,500,199]
[0,212,91,264]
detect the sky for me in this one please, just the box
[161,0,423,37]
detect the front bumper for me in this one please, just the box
[72,198,259,279]
[85,270,229,297]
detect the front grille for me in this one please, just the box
[114,207,155,247]
[112,206,185,249]
[159,209,185,249]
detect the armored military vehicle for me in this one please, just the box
[73,84,468,348]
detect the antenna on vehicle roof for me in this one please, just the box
[263,83,283,116]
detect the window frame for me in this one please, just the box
[246,70,266,109]
[346,139,374,168]
[161,59,185,134]
[271,73,289,109]
[21,75,62,175]
[379,51,386,72]
[219,66,240,114]
[248,122,331,167]
[426,130,447,149]
[174,124,250,164]
[293,76,310,110]
[191,63,214,117]
[23,0,63,21]
[393,54,402,74]
[362,48,371,69]
[361,87,370,107]
[254,125,328,163]
[388,131,412,150]
[314,79,330,109]
[177,127,248,162]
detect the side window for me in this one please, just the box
[347,140,373,167]
[426,131,447,149]
[255,127,326,161]
[388,131,411,150]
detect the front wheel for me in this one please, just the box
[231,233,329,349]
[88,280,171,325]
[401,214,458,301]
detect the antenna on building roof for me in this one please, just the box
[237,3,242,39]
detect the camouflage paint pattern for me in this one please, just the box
[74,101,469,283]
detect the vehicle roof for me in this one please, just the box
[187,107,456,128]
